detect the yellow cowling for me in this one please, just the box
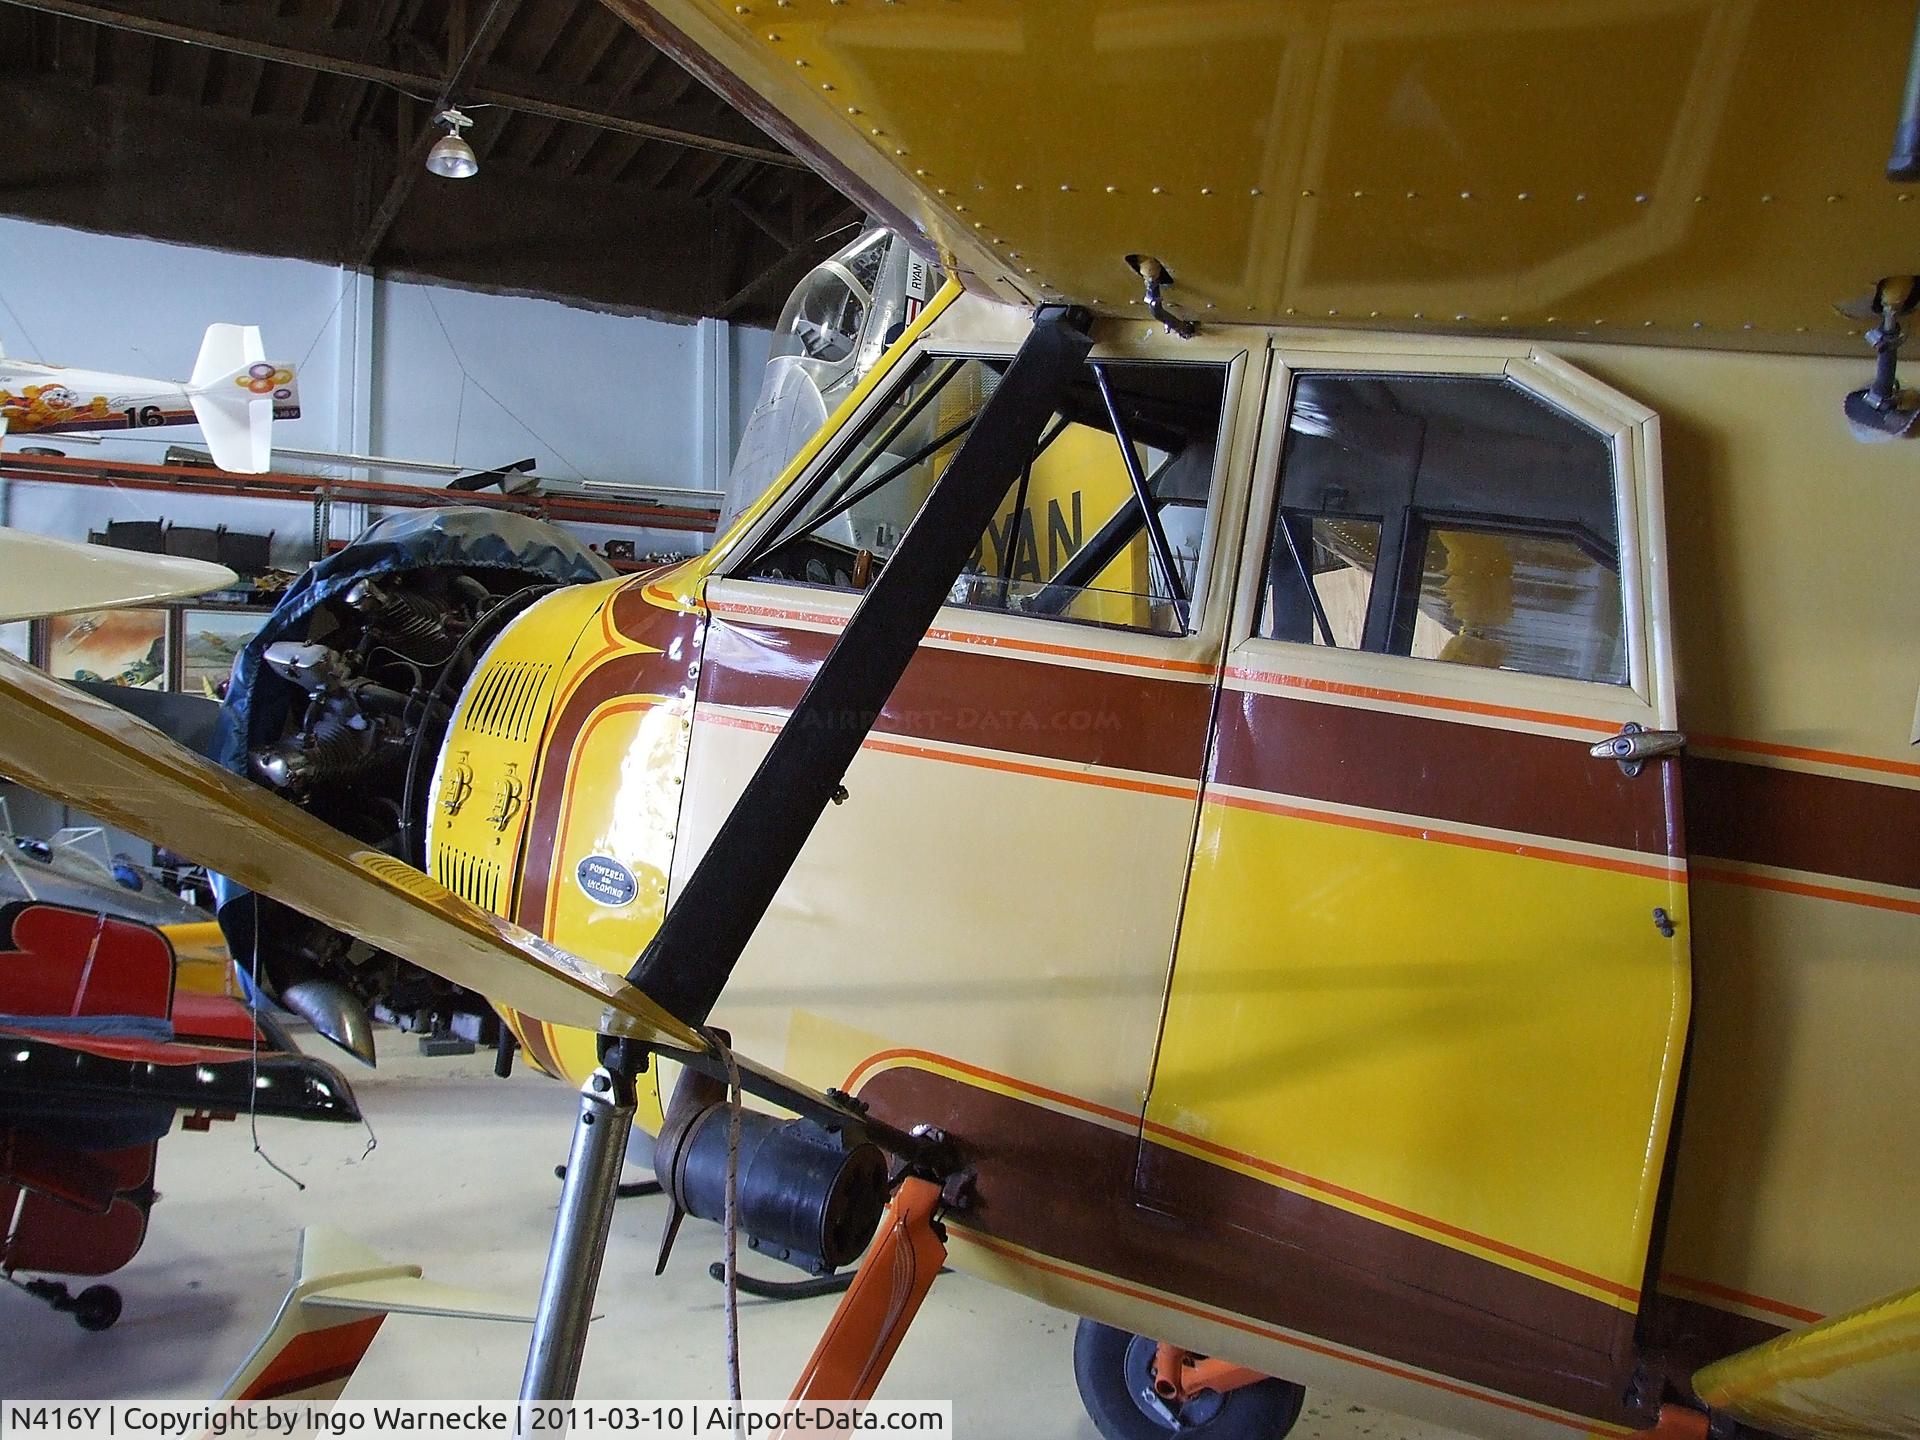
[1693,1284,1920,1440]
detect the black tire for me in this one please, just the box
[1073,1319,1305,1440]
[72,1285,123,1332]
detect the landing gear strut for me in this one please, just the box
[516,1057,953,1433]
[6,1274,123,1331]
[520,1066,638,1407]
[554,1164,661,1201]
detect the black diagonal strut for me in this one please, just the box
[628,305,1094,1027]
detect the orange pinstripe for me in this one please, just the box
[1212,791,1683,883]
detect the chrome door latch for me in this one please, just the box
[1590,722,1686,777]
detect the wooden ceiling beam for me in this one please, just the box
[714,202,857,319]
[0,62,809,323]
[703,154,755,204]
[510,1,622,162]
[0,0,806,165]
[729,194,791,250]
[716,237,819,320]
[355,0,520,266]
[683,147,730,196]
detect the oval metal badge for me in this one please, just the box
[575,855,638,908]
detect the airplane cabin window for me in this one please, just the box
[1258,373,1626,684]
[740,353,1229,636]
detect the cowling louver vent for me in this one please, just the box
[434,844,503,914]
[463,659,554,742]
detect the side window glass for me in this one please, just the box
[1258,373,1625,684]
[738,354,1228,636]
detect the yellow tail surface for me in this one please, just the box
[1694,1284,1920,1440]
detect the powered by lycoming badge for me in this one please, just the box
[575,854,638,907]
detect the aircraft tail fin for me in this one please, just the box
[221,1227,534,1402]
[188,388,273,474]
[188,324,293,473]
[189,323,265,390]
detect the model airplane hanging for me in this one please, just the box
[3,4,1920,1440]
[0,324,299,474]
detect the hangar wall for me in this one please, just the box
[0,216,771,561]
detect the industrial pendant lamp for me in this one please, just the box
[426,109,478,179]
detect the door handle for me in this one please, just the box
[1590,722,1686,777]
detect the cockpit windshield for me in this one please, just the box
[769,229,889,365]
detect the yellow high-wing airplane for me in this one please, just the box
[8,4,1920,1438]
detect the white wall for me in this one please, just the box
[373,278,768,493]
[0,221,349,560]
[0,217,769,561]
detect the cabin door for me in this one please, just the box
[1136,352,1691,1390]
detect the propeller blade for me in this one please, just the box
[0,653,703,1050]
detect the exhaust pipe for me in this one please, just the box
[280,979,377,1067]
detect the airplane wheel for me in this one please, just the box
[71,1285,123,1332]
[1074,1320,1305,1439]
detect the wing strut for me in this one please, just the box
[627,304,1093,1027]
[515,307,1089,1415]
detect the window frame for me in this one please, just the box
[717,323,1258,647]
[1235,345,1674,726]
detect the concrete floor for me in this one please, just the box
[4,1036,1463,1440]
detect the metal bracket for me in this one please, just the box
[1125,254,1197,338]
[1589,721,1686,778]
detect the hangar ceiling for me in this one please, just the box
[0,0,858,322]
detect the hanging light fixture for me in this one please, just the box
[425,109,478,179]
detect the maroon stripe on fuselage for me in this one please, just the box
[700,616,1215,780]
[1685,756,1920,893]
[1211,689,1682,857]
[856,1063,1645,1427]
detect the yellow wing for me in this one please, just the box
[623,0,1914,355]
[0,528,235,622]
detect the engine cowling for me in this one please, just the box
[212,509,618,1062]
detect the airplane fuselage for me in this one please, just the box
[412,291,1918,1440]
[0,359,298,438]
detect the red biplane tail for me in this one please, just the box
[221,1227,535,1402]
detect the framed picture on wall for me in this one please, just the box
[43,608,171,690]
[0,620,28,664]
[177,607,267,697]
